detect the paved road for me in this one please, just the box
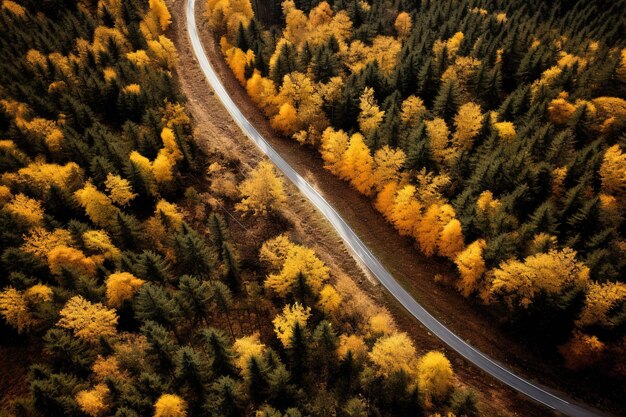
[185,1,603,415]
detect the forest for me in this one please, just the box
[0,1,486,417]
[209,0,626,380]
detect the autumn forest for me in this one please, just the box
[0,0,624,417]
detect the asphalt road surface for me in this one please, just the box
[185,1,603,415]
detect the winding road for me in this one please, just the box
[185,1,602,415]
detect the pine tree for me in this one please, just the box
[433,79,460,123]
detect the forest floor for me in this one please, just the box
[169,2,620,416]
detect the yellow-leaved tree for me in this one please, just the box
[372,146,406,192]
[105,173,137,207]
[5,193,44,226]
[358,87,384,137]
[452,102,482,151]
[394,12,412,40]
[369,332,417,377]
[106,272,145,308]
[264,242,330,298]
[233,333,266,375]
[599,144,626,200]
[57,296,118,342]
[320,127,349,176]
[318,284,342,315]
[76,384,110,417]
[140,0,172,40]
[490,248,590,309]
[236,161,287,216]
[272,303,311,348]
[338,133,374,195]
[154,394,187,417]
[454,239,487,297]
[75,182,119,228]
[48,246,97,277]
[389,185,422,237]
[0,287,32,334]
[417,351,454,403]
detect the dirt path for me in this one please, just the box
[167,2,621,416]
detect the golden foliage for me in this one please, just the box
[0,184,11,206]
[155,199,184,230]
[141,0,172,40]
[414,169,451,207]
[102,68,117,83]
[265,243,330,297]
[154,394,187,417]
[548,97,577,125]
[76,384,110,417]
[2,0,26,17]
[368,311,397,337]
[374,181,398,219]
[577,281,626,328]
[433,32,464,61]
[490,248,590,309]
[452,102,482,150]
[24,284,53,304]
[394,12,412,40]
[338,133,374,196]
[372,146,405,192]
[106,272,145,308]
[369,333,417,377]
[438,219,465,260]
[358,87,384,136]
[318,284,342,314]
[2,161,81,193]
[147,35,178,69]
[389,185,422,237]
[400,95,427,125]
[560,331,605,370]
[22,228,73,259]
[105,173,136,206]
[123,84,141,94]
[246,70,278,116]
[476,190,501,213]
[161,101,190,129]
[494,121,516,140]
[320,127,349,176]
[206,0,254,38]
[271,102,299,136]
[221,37,254,85]
[5,193,44,226]
[272,303,311,347]
[426,118,455,166]
[236,161,287,216]
[126,50,151,66]
[337,334,367,360]
[599,144,626,198]
[93,26,130,57]
[0,288,32,333]
[454,239,487,297]
[233,333,266,374]
[75,182,118,227]
[48,246,97,277]
[58,296,118,342]
[259,234,293,268]
[83,230,121,261]
[417,351,453,402]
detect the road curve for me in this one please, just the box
[185,1,602,416]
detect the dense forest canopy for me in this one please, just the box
[0,1,484,416]
[210,0,626,377]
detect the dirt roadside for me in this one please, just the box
[167,1,621,416]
